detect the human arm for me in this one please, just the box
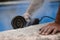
[23,0,44,21]
[39,5,60,35]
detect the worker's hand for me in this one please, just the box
[23,12,31,22]
[39,22,60,35]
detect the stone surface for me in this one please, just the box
[0,23,60,40]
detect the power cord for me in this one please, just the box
[39,16,55,23]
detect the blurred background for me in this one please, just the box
[0,0,59,32]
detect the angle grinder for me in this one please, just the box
[11,16,40,29]
[11,16,55,29]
